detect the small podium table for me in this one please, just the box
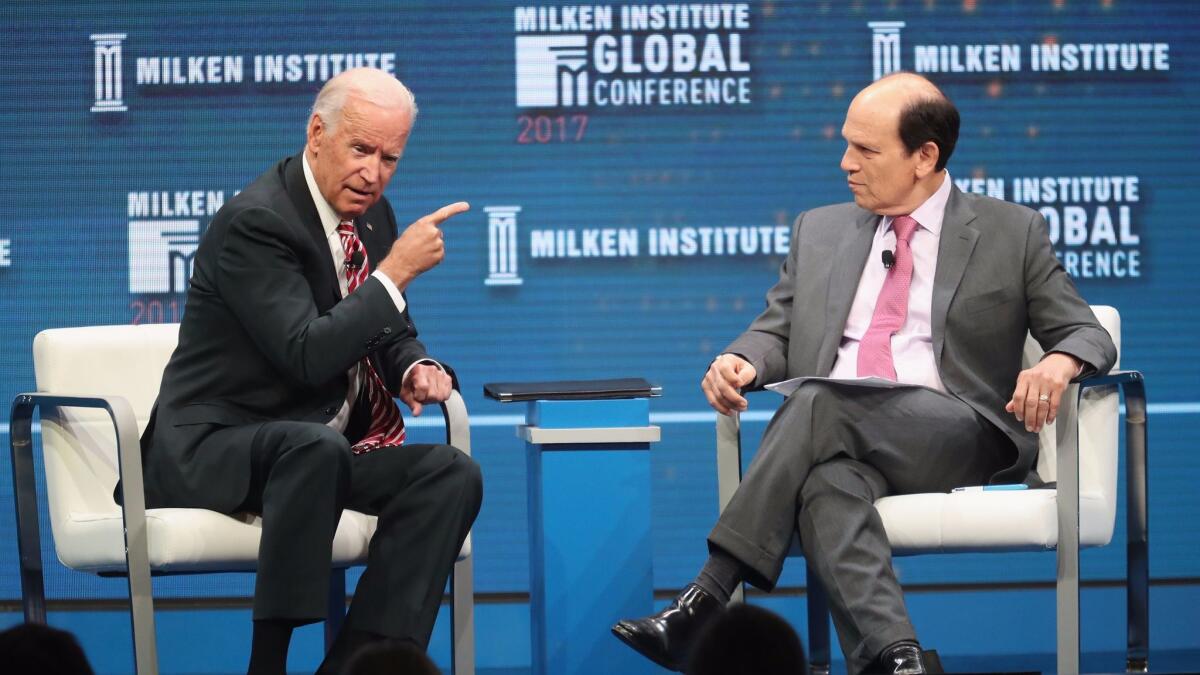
[516,395,661,675]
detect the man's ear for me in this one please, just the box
[306,113,325,155]
[914,140,940,178]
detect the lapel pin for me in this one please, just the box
[366,221,374,231]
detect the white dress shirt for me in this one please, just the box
[827,172,952,391]
[301,154,434,432]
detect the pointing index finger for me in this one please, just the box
[428,201,471,226]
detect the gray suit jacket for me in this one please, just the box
[725,185,1117,483]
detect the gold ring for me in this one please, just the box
[1038,394,1050,402]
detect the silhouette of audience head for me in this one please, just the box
[687,602,807,675]
[341,638,440,675]
[0,622,95,675]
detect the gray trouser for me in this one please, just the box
[708,380,1013,674]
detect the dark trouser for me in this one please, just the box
[225,421,482,647]
[708,380,1013,674]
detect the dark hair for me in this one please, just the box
[686,603,807,675]
[898,94,959,172]
[0,623,95,675]
[342,639,439,675]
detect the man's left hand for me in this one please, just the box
[1004,352,1081,433]
[399,363,453,417]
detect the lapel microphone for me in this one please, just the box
[881,249,895,270]
[346,250,365,270]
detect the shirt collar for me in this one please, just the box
[882,170,951,237]
[301,153,343,239]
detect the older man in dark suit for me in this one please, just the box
[614,73,1116,674]
[138,68,481,675]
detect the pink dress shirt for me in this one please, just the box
[827,173,952,391]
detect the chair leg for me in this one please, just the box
[1056,388,1082,675]
[806,564,832,675]
[451,555,476,675]
[1055,547,1080,675]
[1124,378,1150,673]
[120,498,158,675]
[9,398,47,624]
[326,569,347,650]
[109,398,159,675]
[127,560,159,675]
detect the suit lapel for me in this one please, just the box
[356,216,385,271]
[282,155,342,306]
[931,187,980,363]
[818,209,879,373]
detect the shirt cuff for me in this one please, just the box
[1044,351,1085,378]
[370,269,407,314]
[401,359,444,386]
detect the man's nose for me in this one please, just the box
[840,148,856,174]
[359,155,380,184]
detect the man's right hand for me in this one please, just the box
[377,201,471,289]
[701,354,757,416]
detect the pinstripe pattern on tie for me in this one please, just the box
[338,220,406,453]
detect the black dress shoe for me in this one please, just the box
[878,638,940,672]
[611,584,723,672]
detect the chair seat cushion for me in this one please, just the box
[361,515,472,561]
[876,489,1114,555]
[54,508,374,573]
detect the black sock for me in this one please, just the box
[248,619,294,675]
[693,548,743,605]
[316,627,385,675]
[881,640,921,659]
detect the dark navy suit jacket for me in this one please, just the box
[138,154,438,512]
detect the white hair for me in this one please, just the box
[310,68,417,132]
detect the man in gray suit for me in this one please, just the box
[613,73,1116,674]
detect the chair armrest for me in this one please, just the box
[715,411,742,513]
[1078,368,1145,392]
[11,391,147,507]
[9,392,151,629]
[438,389,471,457]
[1071,369,1148,547]
[714,382,769,513]
[1057,369,1145,492]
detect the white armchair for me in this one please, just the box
[716,305,1148,674]
[10,323,475,675]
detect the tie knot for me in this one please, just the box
[337,220,356,236]
[891,215,919,243]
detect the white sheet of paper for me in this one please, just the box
[763,375,902,397]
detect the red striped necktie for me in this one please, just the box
[857,214,920,381]
[338,220,406,453]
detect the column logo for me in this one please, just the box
[85,33,402,112]
[869,22,905,81]
[91,33,128,113]
[484,206,523,286]
[865,21,1168,78]
[128,220,200,293]
[512,4,754,111]
[516,37,589,107]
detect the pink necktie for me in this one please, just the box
[337,220,406,453]
[857,215,920,381]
